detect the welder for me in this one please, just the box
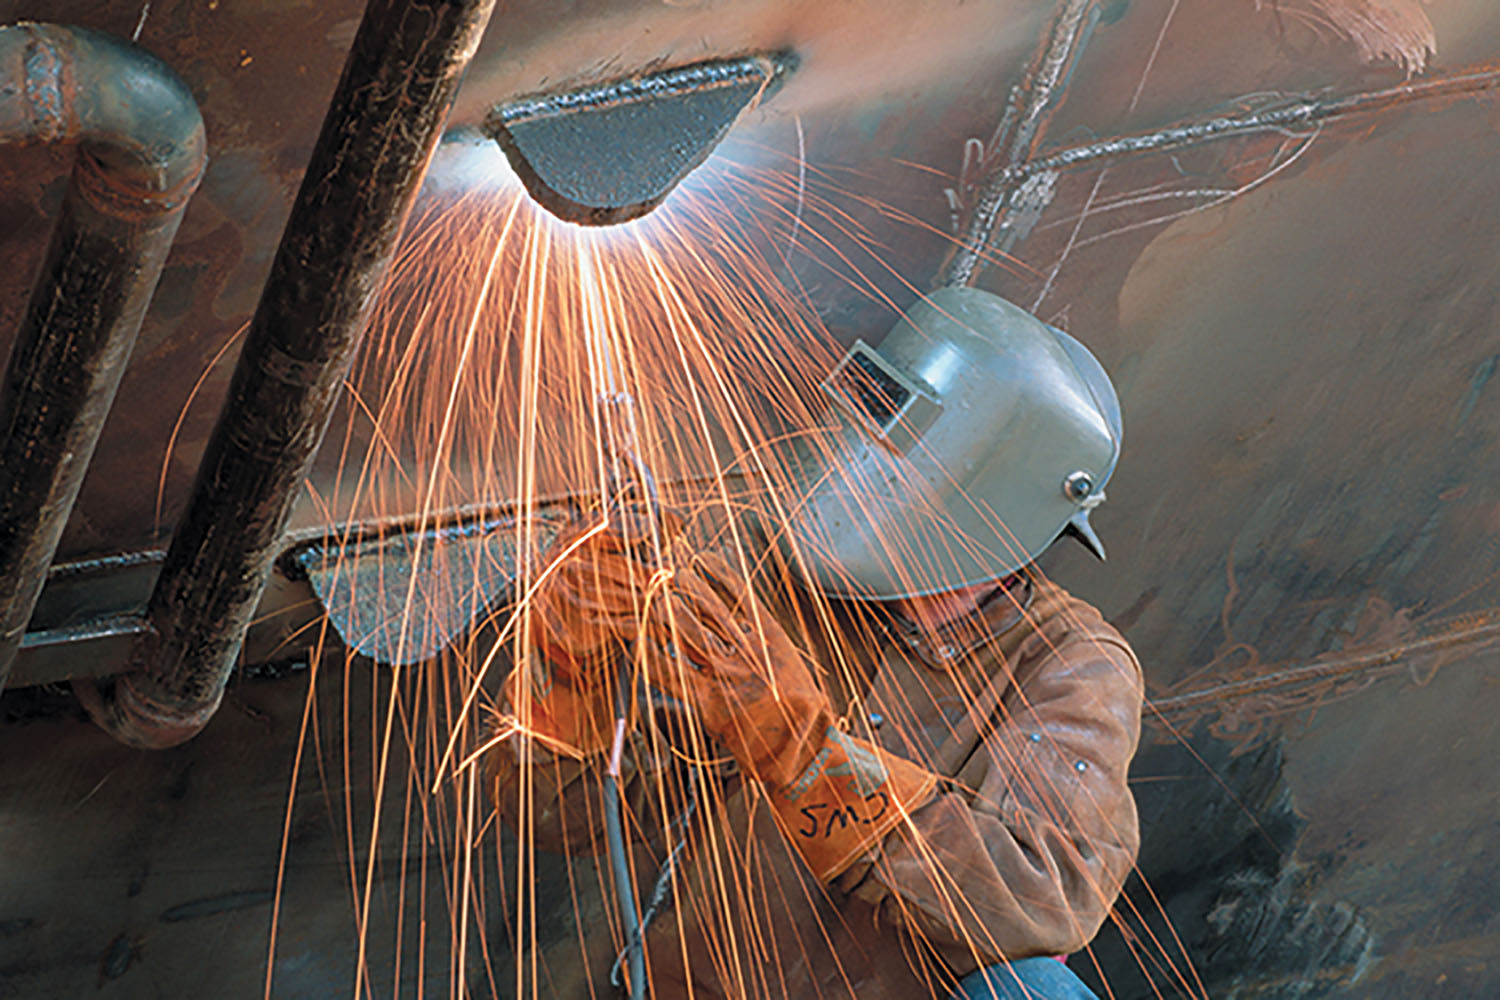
[486,286,1143,1000]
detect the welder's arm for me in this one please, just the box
[835,629,1144,963]
[638,553,940,882]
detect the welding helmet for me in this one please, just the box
[780,286,1121,601]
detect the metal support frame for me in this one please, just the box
[0,23,206,694]
[76,0,498,749]
[484,51,796,225]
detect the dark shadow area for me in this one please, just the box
[1082,735,1374,999]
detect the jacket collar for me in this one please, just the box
[887,573,1035,671]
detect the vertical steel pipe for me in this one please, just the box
[75,0,497,748]
[0,24,206,693]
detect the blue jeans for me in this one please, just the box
[951,958,1100,1000]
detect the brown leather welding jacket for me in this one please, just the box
[488,571,1144,999]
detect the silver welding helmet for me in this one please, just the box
[780,286,1121,601]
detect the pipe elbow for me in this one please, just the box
[0,22,207,216]
[73,669,220,750]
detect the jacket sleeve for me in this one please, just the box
[834,618,1144,965]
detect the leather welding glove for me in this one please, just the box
[518,503,686,762]
[530,503,685,675]
[638,551,939,883]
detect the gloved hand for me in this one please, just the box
[633,550,827,785]
[637,551,938,882]
[530,503,684,673]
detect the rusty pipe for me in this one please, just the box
[75,0,497,749]
[0,23,206,693]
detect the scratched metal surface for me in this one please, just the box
[2,0,1500,996]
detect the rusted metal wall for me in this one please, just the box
[2,0,1499,996]
[1021,6,1500,995]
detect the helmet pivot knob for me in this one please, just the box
[1063,471,1096,503]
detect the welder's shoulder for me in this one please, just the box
[1023,580,1143,686]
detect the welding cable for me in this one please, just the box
[605,660,648,999]
[604,644,705,997]
[612,774,700,993]
[596,383,669,998]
